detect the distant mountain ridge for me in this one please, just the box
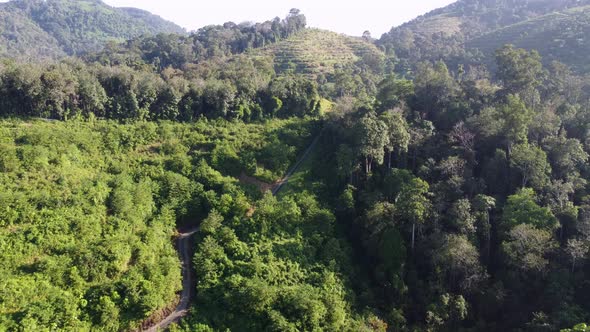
[379,0,590,73]
[0,0,184,59]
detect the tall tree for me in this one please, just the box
[376,76,414,111]
[396,177,430,250]
[502,224,557,273]
[380,109,410,169]
[448,199,477,238]
[434,234,486,293]
[510,143,551,190]
[356,111,389,174]
[495,45,544,109]
[473,195,496,261]
[566,238,589,273]
[502,188,559,232]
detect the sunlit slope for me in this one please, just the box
[248,29,384,77]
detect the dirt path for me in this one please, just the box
[143,227,199,332]
[272,134,320,195]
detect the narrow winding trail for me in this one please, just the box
[143,133,320,331]
[144,228,198,332]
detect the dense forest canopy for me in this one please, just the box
[2,1,590,331]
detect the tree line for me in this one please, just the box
[0,56,322,121]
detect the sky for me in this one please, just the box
[100,0,457,37]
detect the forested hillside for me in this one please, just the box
[468,5,590,72]
[379,0,590,73]
[0,9,381,122]
[0,0,184,58]
[2,2,590,332]
[161,43,590,331]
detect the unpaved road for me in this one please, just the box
[144,228,198,332]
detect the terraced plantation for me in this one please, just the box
[248,29,385,78]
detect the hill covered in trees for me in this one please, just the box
[0,0,184,59]
[468,5,590,72]
[379,0,590,73]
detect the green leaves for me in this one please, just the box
[502,188,559,231]
[496,45,544,95]
[356,111,389,173]
[510,143,551,190]
[562,323,590,332]
[501,94,533,146]
[502,223,557,273]
[0,118,315,331]
[396,177,430,226]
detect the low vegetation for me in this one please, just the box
[0,117,316,330]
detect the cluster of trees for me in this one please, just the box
[0,9,394,123]
[306,45,590,330]
[3,2,590,330]
[168,133,390,331]
[175,191,377,331]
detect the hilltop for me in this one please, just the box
[247,29,384,78]
[0,0,184,59]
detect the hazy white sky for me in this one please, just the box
[101,0,457,37]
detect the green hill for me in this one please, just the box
[0,4,64,58]
[468,5,590,72]
[0,0,184,59]
[379,0,590,72]
[249,29,385,78]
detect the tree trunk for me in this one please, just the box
[486,213,491,262]
[560,225,564,242]
[411,222,416,251]
[506,142,513,192]
[572,258,576,273]
[388,150,392,169]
